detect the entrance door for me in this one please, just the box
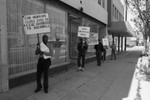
[68,15,81,58]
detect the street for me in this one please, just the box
[0,46,144,100]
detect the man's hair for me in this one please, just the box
[43,35,48,39]
[79,37,83,41]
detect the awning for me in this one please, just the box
[108,21,134,37]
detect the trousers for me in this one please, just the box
[77,53,85,68]
[111,49,116,59]
[36,58,51,90]
[96,51,102,65]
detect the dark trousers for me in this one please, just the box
[111,49,116,60]
[36,58,51,90]
[96,51,102,65]
[77,53,85,68]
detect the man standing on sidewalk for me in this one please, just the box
[94,39,104,66]
[77,38,88,71]
[110,41,116,60]
[34,35,53,93]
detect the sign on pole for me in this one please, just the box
[23,13,50,35]
[102,38,109,46]
[78,26,90,38]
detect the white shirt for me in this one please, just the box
[40,42,51,59]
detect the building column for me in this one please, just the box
[0,0,9,92]
[118,35,120,52]
[121,36,123,51]
[124,37,127,51]
[112,33,114,42]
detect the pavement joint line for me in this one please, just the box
[41,69,101,100]
[59,67,105,100]
[59,81,89,100]
[98,79,116,100]
[59,57,125,100]
[98,52,135,100]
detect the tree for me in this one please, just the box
[125,0,150,49]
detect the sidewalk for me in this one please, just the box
[0,46,144,100]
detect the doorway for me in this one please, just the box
[68,14,81,58]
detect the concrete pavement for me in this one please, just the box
[0,46,144,100]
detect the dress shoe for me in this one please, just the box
[81,68,84,72]
[76,67,81,72]
[97,64,101,66]
[44,89,48,93]
[34,88,41,93]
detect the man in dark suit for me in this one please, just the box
[94,39,104,66]
[77,38,88,71]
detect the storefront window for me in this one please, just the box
[46,5,68,65]
[69,17,102,58]
[7,0,68,75]
[83,18,99,57]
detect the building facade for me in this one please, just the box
[0,0,108,92]
[60,0,108,58]
[107,0,134,52]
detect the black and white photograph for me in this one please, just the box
[0,0,150,100]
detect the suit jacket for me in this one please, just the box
[94,43,104,52]
[77,42,88,55]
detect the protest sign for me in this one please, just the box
[23,13,50,35]
[102,38,109,46]
[78,26,90,38]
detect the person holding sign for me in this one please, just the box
[94,39,104,66]
[34,35,53,93]
[77,38,88,71]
